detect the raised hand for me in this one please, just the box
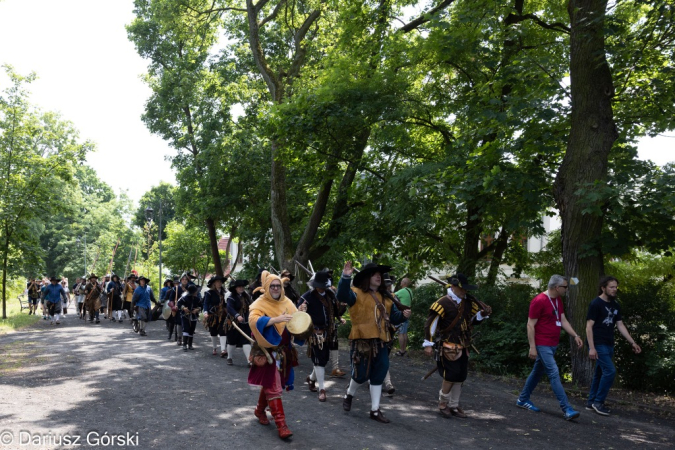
[343,261,353,277]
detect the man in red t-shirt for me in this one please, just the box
[516,275,584,421]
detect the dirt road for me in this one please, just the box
[0,317,672,449]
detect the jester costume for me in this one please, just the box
[248,271,301,440]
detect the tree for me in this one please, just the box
[133,182,176,240]
[0,66,90,319]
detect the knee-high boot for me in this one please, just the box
[167,322,175,340]
[267,398,292,439]
[254,389,270,425]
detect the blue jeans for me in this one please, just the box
[518,345,571,410]
[587,345,616,405]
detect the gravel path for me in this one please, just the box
[0,317,673,449]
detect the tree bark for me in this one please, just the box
[205,218,224,277]
[553,0,617,386]
[456,205,484,278]
[485,226,509,286]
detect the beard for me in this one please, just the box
[271,291,281,300]
[607,294,617,301]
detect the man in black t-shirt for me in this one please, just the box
[585,276,642,416]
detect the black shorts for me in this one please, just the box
[437,349,469,382]
[28,298,38,305]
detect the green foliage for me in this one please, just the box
[0,65,92,317]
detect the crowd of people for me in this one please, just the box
[24,264,641,441]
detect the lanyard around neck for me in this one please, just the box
[545,292,559,319]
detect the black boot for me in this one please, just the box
[188,337,194,350]
[182,337,188,352]
[167,322,174,340]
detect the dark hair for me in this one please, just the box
[356,271,382,292]
[598,276,619,295]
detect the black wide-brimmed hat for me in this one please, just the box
[50,276,61,282]
[229,279,248,293]
[383,273,396,286]
[187,284,199,294]
[88,273,99,280]
[164,278,174,287]
[138,276,150,283]
[308,271,332,289]
[208,275,227,288]
[280,269,295,282]
[446,273,477,291]
[111,274,120,281]
[353,263,392,287]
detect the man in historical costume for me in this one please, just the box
[122,275,137,323]
[226,278,253,365]
[337,262,411,423]
[84,274,103,324]
[279,269,299,305]
[382,273,398,396]
[177,284,203,351]
[132,276,157,336]
[106,274,124,323]
[60,279,70,318]
[44,277,68,325]
[202,275,229,356]
[26,277,41,316]
[248,271,301,440]
[73,277,86,319]
[248,268,264,301]
[166,274,190,344]
[423,273,491,419]
[300,270,344,402]
[98,274,111,319]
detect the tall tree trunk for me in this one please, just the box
[457,205,484,278]
[205,218,224,277]
[485,226,509,286]
[553,0,617,386]
[270,141,294,271]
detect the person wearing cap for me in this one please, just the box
[106,274,124,323]
[225,278,253,365]
[300,270,344,402]
[248,270,300,440]
[177,284,203,351]
[337,261,411,424]
[84,274,103,324]
[423,273,492,419]
[516,274,583,421]
[203,275,229,356]
[122,275,137,323]
[44,277,68,325]
[132,276,157,336]
[161,278,176,339]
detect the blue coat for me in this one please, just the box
[44,284,67,304]
[132,286,155,309]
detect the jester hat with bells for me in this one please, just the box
[248,270,298,349]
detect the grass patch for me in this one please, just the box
[0,294,41,335]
